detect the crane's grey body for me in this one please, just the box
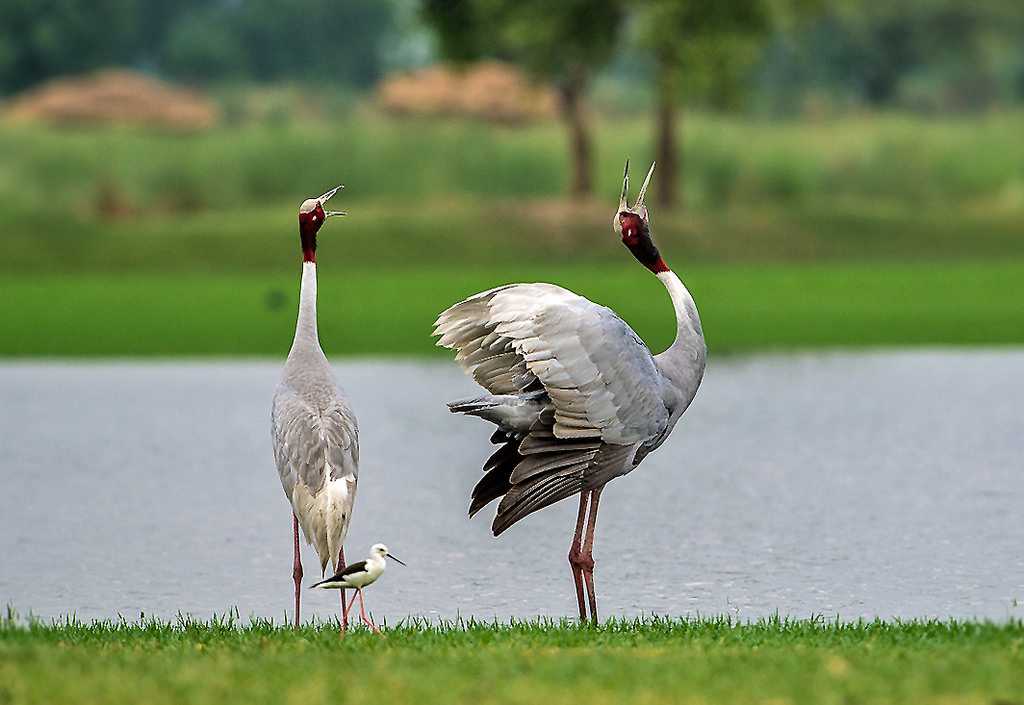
[272,261,359,573]
[434,273,705,534]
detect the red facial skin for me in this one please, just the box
[619,212,669,274]
[298,202,327,263]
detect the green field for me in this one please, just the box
[2,112,1023,356]
[4,111,1024,219]
[2,616,1022,705]
[2,261,1023,356]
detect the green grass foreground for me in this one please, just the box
[2,615,1022,705]
[2,261,1023,356]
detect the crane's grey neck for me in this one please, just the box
[654,270,706,398]
[292,261,319,349]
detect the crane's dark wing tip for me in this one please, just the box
[491,473,584,536]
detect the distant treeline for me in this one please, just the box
[0,0,1022,114]
[0,0,404,93]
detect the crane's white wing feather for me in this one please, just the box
[435,283,669,445]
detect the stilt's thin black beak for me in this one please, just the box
[386,553,407,566]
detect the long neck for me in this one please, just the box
[653,270,706,398]
[657,270,703,349]
[292,261,319,349]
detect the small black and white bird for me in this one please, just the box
[311,543,405,632]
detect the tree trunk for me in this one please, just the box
[558,66,592,199]
[655,52,679,209]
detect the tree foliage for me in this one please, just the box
[0,0,401,93]
[0,0,139,93]
[423,0,625,196]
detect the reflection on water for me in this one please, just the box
[1,352,1022,623]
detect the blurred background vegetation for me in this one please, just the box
[0,0,1022,356]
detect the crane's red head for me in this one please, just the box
[298,185,345,263]
[614,161,668,274]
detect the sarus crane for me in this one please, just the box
[433,162,706,622]
[271,186,358,628]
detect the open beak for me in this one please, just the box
[618,160,655,215]
[386,553,407,566]
[630,162,655,212]
[618,159,630,213]
[635,162,655,211]
[318,184,347,218]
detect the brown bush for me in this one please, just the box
[377,61,556,124]
[3,69,218,130]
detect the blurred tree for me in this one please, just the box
[0,0,138,93]
[634,0,778,209]
[423,0,623,198]
[162,0,399,86]
[0,0,402,93]
[757,0,1024,114]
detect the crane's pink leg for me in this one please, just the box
[292,514,303,629]
[567,492,590,621]
[581,488,604,624]
[357,589,380,634]
[337,546,347,633]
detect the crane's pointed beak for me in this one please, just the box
[318,185,346,218]
[318,185,343,203]
[618,159,630,212]
[634,162,656,210]
[386,553,407,566]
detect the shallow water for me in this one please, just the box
[1,352,1022,624]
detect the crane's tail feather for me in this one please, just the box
[447,395,502,414]
[448,392,548,433]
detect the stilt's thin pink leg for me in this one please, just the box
[357,589,380,634]
[581,488,604,624]
[568,492,590,621]
[292,514,303,629]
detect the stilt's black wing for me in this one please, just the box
[312,560,368,587]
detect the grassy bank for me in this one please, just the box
[2,616,1022,705]
[2,261,1023,357]
[3,113,1024,276]
[4,111,1024,216]
[3,113,1022,357]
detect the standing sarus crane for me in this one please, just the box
[433,162,706,622]
[271,186,359,629]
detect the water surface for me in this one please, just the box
[1,352,1021,623]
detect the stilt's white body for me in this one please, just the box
[272,261,359,573]
[315,548,389,590]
